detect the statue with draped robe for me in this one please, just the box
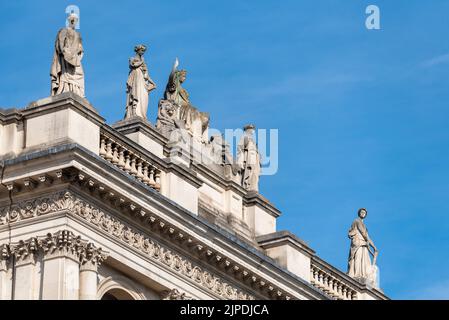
[237,124,261,192]
[50,13,85,97]
[347,208,379,287]
[124,44,156,119]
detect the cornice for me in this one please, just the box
[22,92,105,125]
[257,231,315,257]
[0,108,23,125]
[0,144,327,300]
[243,191,281,218]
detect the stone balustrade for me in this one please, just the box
[310,263,358,300]
[99,131,161,191]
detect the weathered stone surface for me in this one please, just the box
[50,13,85,97]
[347,208,379,288]
[124,44,156,120]
[162,58,209,142]
[237,124,261,192]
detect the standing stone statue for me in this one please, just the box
[164,58,209,142]
[347,208,379,287]
[124,44,156,120]
[50,13,85,97]
[237,124,261,192]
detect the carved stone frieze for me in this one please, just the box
[0,169,293,299]
[161,288,194,300]
[0,190,256,299]
[0,191,70,225]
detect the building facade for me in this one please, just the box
[0,92,387,300]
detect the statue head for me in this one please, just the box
[134,44,147,56]
[358,208,368,219]
[243,124,256,135]
[67,13,79,29]
[176,70,187,83]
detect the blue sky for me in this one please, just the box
[1,0,449,299]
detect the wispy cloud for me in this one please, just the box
[421,53,449,68]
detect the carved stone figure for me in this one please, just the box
[50,13,85,97]
[164,58,209,142]
[237,124,261,192]
[161,288,193,300]
[155,99,189,145]
[124,44,156,119]
[208,135,224,164]
[156,100,181,133]
[347,208,379,286]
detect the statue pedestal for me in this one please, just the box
[354,265,380,290]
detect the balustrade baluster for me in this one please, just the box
[137,159,144,180]
[130,156,138,176]
[124,153,131,173]
[112,144,119,164]
[99,138,106,157]
[105,139,113,160]
[118,148,125,168]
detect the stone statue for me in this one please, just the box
[164,58,209,142]
[124,44,156,119]
[208,135,224,164]
[156,100,186,134]
[347,208,379,287]
[50,13,85,97]
[156,99,190,148]
[237,124,261,192]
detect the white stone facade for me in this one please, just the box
[0,93,388,300]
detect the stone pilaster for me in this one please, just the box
[0,244,12,300]
[40,230,81,300]
[2,230,109,300]
[11,237,41,300]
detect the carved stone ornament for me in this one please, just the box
[0,191,256,300]
[161,288,194,300]
[0,229,108,267]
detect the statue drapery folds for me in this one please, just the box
[50,13,85,97]
[237,124,261,192]
[347,208,379,287]
[124,44,156,120]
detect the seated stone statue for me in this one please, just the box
[164,58,209,142]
